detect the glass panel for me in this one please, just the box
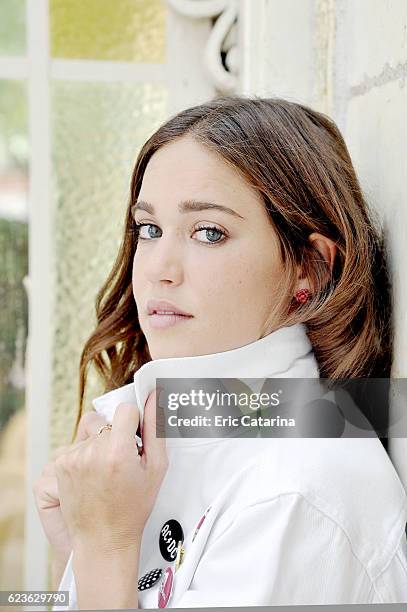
[50,81,168,451]
[50,0,166,62]
[0,79,29,591]
[0,0,26,56]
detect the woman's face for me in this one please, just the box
[132,135,284,359]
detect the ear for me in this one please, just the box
[295,232,337,293]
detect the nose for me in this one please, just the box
[142,230,184,285]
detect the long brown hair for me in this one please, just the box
[72,94,393,442]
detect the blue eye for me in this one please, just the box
[132,222,227,245]
[194,225,226,244]
[134,223,162,240]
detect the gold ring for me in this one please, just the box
[97,424,112,436]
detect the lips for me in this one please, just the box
[147,299,193,317]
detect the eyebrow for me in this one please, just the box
[131,199,245,220]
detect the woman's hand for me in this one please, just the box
[32,445,72,559]
[55,389,168,554]
[32,411,110,558]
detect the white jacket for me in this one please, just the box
[54,323,407,608]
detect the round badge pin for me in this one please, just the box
[158,566,174,608]
[138,568,162,591]
[159,519,184,562]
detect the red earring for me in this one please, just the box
[294,288,311,304]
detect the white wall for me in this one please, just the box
[241,0,407,486]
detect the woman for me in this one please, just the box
[34,95,407,609]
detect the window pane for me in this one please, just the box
[0,0,26,56]
[50,0,166,62]
[50,81,168,448]
[0,79,28,591]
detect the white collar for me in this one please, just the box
[92,322,319,446]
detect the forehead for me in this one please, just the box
[138,136,261,209]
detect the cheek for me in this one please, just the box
[194,255,252,311]
[212,249,281,313]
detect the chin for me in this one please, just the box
[146,338,202,361]
[149,347,186,360]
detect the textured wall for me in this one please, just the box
[329,0,407,484]
[244,0,407,486]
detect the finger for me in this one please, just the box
[74,410,109,442]
[41,461,57,477]
[33,476,61,508]
[42,476,61,504]
[51,445,71,461]
[140,388,168,468]
[53,439,90,466]
[110,402,140,453]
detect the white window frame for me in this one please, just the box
[0,0,225,599]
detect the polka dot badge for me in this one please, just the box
[138,568,163,591]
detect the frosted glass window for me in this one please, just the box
[50,81,168,450]
[0,80,28,186]
[0,79,28,423]
[0,79,28,591]
[0,0,26,56]
[50,0,166,62]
